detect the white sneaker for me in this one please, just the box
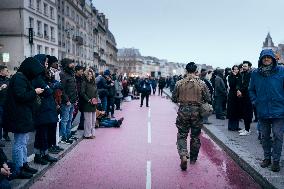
[239,130,251,136]
[238,128,246,133]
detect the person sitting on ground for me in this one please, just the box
[95,109,124,128]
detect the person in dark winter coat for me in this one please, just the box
[237,61,253,136]
[0,66,10,144]
[214,69,227,120]
[59,58,78,144]
[150,77,157,95]
[139,77,151,107]
[72,65,85,130]
[5,57,44,179]
[80,69,98,139]
[249,49,284,172]
[227,65,241,131]
[95,71,110,112]
[106,74,115,118]
[32,54,58,165]
[158,77,166,96]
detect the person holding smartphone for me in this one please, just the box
[5,57,44,179]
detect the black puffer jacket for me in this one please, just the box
[60,68,78,104]
[4,57,44,133]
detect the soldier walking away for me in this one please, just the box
[172,62,210,171]
[249,49,284,172]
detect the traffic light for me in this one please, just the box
[28,28,33,44]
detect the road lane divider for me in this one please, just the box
[146,161,151,189]
[148,121,151,143]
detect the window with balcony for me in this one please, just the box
[29,0,34,8]
[36,0,41,13]
[51,48,55,56]
[66,6,69,17]
[50,7,54,20]
[44,24,49,40]
[50,26,55,42]
[37,20,42,37]
[43,3,48,16]
[71,10,75,20]
[45,47,49,55]
[61,1,64,14]
[37,45,42,54]
[29,17,34,28]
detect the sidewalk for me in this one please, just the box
[1,115,83,189]
[163,88,284,189]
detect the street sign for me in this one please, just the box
[29,28,33,44]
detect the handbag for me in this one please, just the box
[34,95,42,112]
[200,102,213,117]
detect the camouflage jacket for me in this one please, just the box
[171,74,211,105]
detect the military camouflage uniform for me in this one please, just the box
[172,74,210,161]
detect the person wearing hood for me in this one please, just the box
[249,49,284,172]
[4,57,44,179]
[32,54,58,165]
[59,58,78,144]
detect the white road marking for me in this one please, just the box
[146,161,151,189]
[148,121,151,143]
[148,108,151,118]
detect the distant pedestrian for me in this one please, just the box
[114,75,123,110]
[150,77,157,95]
[249,49,284,172]
[158,77,166,96]
[139,77,151,107]
[172,62,211,171]
[214,69,227,120]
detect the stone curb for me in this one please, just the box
[11,132,83,189]
[162,89,277,189]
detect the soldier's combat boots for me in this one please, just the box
[180,156,187,171]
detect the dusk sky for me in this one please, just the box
[93,0,284,68]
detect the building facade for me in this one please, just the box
[262,32,284,64]
[0,0,58,70]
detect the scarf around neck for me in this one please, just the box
[259,63,275,77]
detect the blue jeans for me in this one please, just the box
[12,133,29,172]
[260,118,284,162]
[60,104,74,140]
[100,119,118,127]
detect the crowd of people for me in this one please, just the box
[0,55,127,188]
[0,48,282,188]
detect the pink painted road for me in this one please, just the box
[31,95,261,189]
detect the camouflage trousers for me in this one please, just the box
[176,105,203,160]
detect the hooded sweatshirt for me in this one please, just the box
[249,49,284,119]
